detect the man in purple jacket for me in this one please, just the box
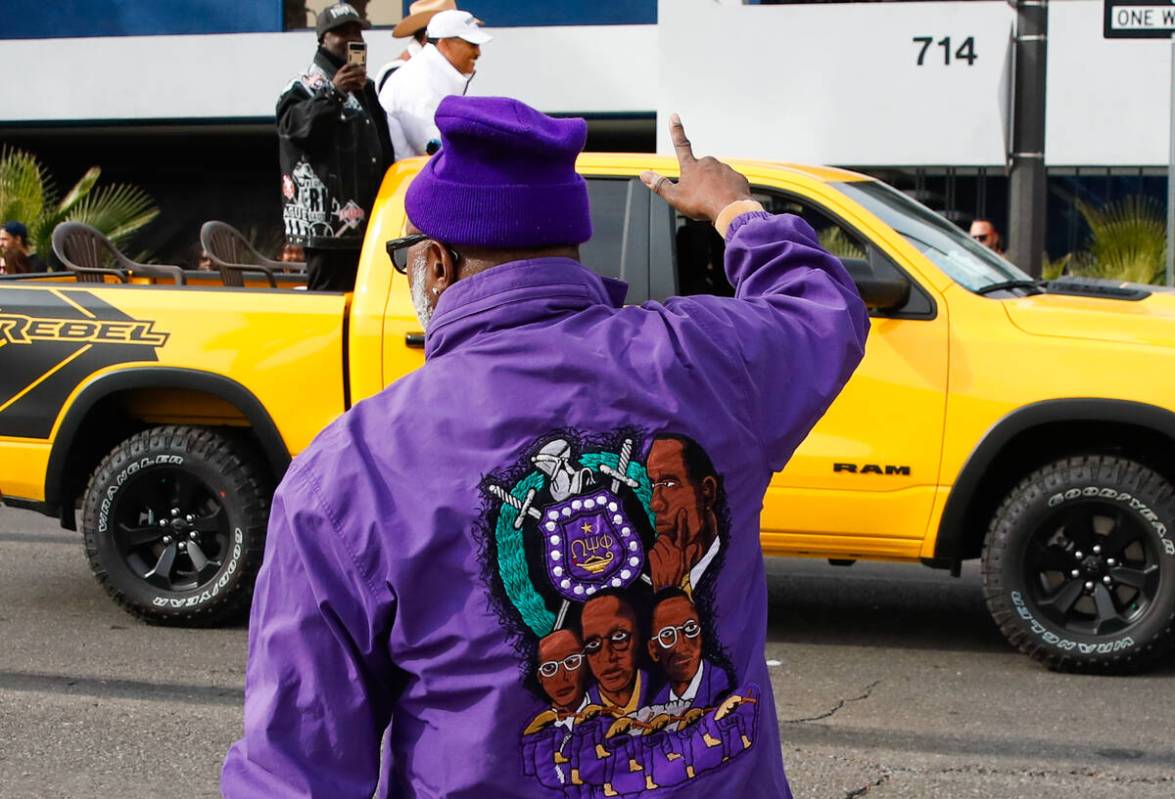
[222,95,869,798]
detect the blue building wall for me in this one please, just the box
[0,0,655,39]
[411,0,656,27]
[1,0,283,38]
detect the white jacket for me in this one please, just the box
[378,44,472,159]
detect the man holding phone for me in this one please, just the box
[276,3,393,291]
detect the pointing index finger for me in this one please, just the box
[669,113,695,166]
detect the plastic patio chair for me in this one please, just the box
[200,221,302,288]
[52,222,186,285]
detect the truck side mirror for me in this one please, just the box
[841,258,911,312]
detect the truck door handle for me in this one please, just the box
[405,332,425,348]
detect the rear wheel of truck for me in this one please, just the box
[982,455,1175,673]
[80,425,269,626]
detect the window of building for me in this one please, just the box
[285,1,404,30]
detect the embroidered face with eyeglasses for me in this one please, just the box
[536,629,587,710]
[648,594,703,691]
[580,594,640,703]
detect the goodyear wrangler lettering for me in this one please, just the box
[0,314,169,347]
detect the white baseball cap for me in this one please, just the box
[427,9,492,44]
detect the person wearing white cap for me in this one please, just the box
[374,0,470,93]
[378,8,491,159]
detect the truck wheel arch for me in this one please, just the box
[45,368,291,523]
[934,399,1175,564]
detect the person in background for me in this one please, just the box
[277,2,393,291]
[0,221,46,274]
[969,218,1005,256]
[379,9,490,159]
[279,242,305,265]
[374,0,466,93]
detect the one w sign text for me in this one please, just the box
[1105,0,1175,38]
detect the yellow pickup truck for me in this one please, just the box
[3,154,1174,673]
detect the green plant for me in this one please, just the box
[1042,252,1071,281]
[819,226,866,261]
[1066,196,1167,285]
[0,146,158,259]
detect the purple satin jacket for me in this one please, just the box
[222,211,869,798]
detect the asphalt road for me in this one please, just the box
[1,506,1173,799]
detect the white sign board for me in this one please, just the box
[1105,2,1175,36]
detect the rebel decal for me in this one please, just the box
[0,314,168,347]
[0,288,168,439]
[476,430,759,797]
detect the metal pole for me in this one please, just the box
[1167,35,1175,287]
[1007,0,1048,278]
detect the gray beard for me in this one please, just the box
[410,254,433,330]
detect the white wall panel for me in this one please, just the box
[1047,0,1170,166]
[0,25,657,123]
[0,1,1169,167]
[658,0,1013,166]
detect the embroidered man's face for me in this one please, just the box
[580,595,638,696]
[536,629,586,711]
[648,594,703,687]
[647,438,717,554]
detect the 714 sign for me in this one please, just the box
[913,36,977,66]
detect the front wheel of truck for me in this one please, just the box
[982,455,1175,673]
[80,425,269,626]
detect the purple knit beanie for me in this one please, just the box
[404,96,592,248]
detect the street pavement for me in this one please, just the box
[1,505,1173,799]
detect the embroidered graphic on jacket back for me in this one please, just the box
[477,430,760,797]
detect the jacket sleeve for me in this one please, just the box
[276,80,345,149]
[221,464,397,798]
[665,211,870,472]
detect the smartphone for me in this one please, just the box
[347,41,367,69]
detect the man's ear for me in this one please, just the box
[647,639,660,663]
[701,475,717,508]
[426,240,459,291]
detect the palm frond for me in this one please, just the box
[1070,196,1167,285]
[0,146,51,230]
[56,167,101,216]
[64,183,159,246]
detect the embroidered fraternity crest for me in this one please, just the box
[541,488,643,602]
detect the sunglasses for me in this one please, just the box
[385,234,461,275]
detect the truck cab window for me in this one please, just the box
[654,188,929,317]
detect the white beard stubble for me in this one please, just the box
[410,252,434,330]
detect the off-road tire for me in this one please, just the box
[982,455,1175,673]
[80,425,269,626]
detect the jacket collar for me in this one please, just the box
[424,258,628,359]
[314,46,344,79]
[417,43,472,94]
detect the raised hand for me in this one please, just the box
[640,114,752,223]
[332,63,366,94]
[648,508,690,591]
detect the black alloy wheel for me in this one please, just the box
[111,468,230,594]
[1024,502,1161,638]
[983,455,1175,673]
[81,425,270,625]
